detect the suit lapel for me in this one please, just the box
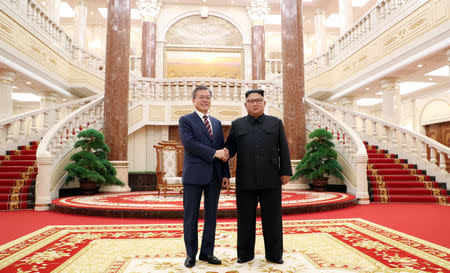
[192,112,213,141]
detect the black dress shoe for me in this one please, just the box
[184,257,195,268]
[199,254,221,265]
[267,258,284,264]
[237,256,254,263]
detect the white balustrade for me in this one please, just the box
[35,96,104,211]
[305,98,369,204]
[1,0,104,76]
[129,78,283,108]
[0,95,100,155]
[310,99,450,185]
[304,0,415,79]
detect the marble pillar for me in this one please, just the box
[446,48,450,81]
[339,0,353,35]
[73,0,88,48]
[251,25,265,80]
[0,70,15,120]
[281,0,309,190]
[380,77,401,124]
[46,0,60,25]
[314,8,327,55]
[103,0,131,192]
[141,20,157,78]
[137,0,161,78]
[155,41,165,78]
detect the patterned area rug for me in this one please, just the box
[0,219,449,273]
[52,190,355,211]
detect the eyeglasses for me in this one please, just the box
[246,98,264,104]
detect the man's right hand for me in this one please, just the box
[214,149,229,161]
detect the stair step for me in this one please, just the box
[368,158,408,164]
[0,155,36,160]
[0,186,33,194]
[367,154,397,159]
[0,193,32,202]
[366,149,388,154]
[368,175,433,182]
[372,195,450,203]
[369,181,439,188]
[371,188,447,195]
[0,201,34,210]
[6,150,37,155]
[0,166,37,172]
[367,169,426,175]
[0,160,36,166]
[367,163,417,169]
[0,179,35,186]
[0,173,37,179]
[17,145,38,150]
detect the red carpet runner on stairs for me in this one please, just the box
[365,142,449,204]
[0,141,38,210]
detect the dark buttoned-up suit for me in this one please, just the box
[179,112,230,258]
[225,114,292,261]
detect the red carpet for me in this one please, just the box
[0,218,449,272]
[0,141,38,211]
[365,142,449,204]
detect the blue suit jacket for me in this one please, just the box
[179,112,230,185]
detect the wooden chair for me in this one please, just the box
[153,140,184,197]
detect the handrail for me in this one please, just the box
[310,98,450,181]
[305,97,369,204]
[35,95,105,211]
[0,95,100,155]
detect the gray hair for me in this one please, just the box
[192,85,212,99]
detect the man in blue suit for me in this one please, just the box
[179,85,230,268]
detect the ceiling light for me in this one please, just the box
[325,13,341,28]
[352,0,370,7]
[356,98,382,106]
[12,86,18,89]
[12,93,41,102]
[365,87,370,91]
[425,65,449,77]
[25,81,32,85]
[428,77,433,81]
[59,2,74,18]
[399,81,435,95]
[266,15,281,24]
[98,8,141,19]
[416,64,423,68]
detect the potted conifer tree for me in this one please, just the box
[291,128,344,191]
[64,128,124,195]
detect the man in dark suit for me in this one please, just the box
[224,89,291,264]
[179,85,230,268]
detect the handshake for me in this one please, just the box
[214,148,229,162]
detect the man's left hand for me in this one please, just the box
[281,175,290,185]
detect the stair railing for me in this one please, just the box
[35,95,105,211]
[1,0,104,76]
[310,99,450,184]
[305,98,369,204]
[0,95,101,155]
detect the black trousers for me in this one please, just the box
[183,176,221,258]
[236,188,283,260]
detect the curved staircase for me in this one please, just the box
[0,142,39,210]
[366,142,449,204]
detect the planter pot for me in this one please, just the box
[79,179,98,195]
[312,177,329,192]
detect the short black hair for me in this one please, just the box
[192,85,212,99]
[245,89,264,98]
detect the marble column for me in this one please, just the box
[380,77,401,124]
[339,0,353,35]
[281,0,309,190]
[247,1,268,80]
[0,70,15,120]
[73,0,88,48]
[137,0,161,78]
[155,40,165,78]
[103,0,131,192]
[314,7,327,55]
[46,0,60,25]
[446,48,450,81]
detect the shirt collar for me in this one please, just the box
[246,113,265,124]
[195,110,209,120]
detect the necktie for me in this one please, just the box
[203,115,213,139]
